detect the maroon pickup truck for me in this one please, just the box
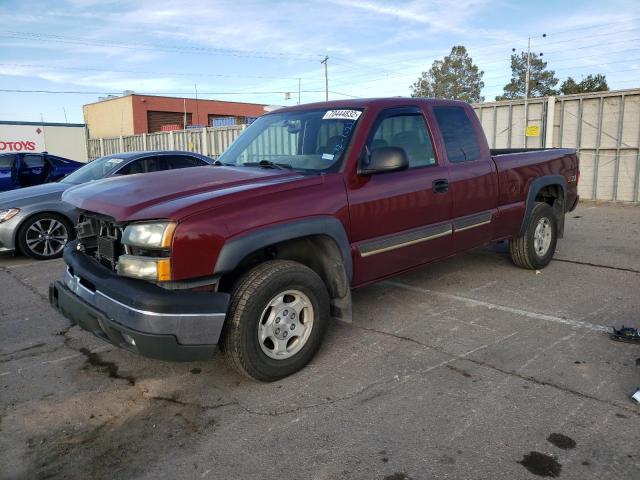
[50,98,579,381]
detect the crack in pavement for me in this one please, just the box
[0,266,50,303]
[553,258,640,274]
[345,323,640,417]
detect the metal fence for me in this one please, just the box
[87,125,247,161]
[473,88,640,203]
[87,88,640,203]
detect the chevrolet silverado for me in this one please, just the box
[49,98,579,381]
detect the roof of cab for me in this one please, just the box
[271,97,470,114]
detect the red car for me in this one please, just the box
[50,98,579,381]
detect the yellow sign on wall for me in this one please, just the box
[525,125,541,137]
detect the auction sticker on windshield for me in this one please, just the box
[322,110,362,121]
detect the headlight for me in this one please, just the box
[0,208,20,223]
[122,221,176,249]
[117,255,171,281]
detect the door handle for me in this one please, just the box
[432,179,449,193]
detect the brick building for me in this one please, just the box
[83,93,268,138]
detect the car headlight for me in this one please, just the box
[117,255,171,281]
[0,208,20,223]
[122,221,176,249]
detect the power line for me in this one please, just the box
[0,63,292,80]
[0,31,324,61]
[0,88,332,95]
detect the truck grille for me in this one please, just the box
[76,213,125,271]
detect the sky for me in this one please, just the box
[0,0,638,123]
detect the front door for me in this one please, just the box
[347,107,453,286]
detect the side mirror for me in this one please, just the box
[359,146,409,175]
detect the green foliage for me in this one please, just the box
[560,74,609,95]
[410,45,485,103]
[496,51,559,100]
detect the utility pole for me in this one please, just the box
[297,78,301,104]
[524,36,531,146]
[321,56,329,101]
[517,33,546,146]
[194,84,199,127]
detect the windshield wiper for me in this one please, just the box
[242,160,293,170]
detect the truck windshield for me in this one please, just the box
[61,156,126,184]
[217,108,362,172]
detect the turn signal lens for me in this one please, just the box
[117,255,171,281]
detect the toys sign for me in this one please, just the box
[0,125,44,152]
[0,141,37,152]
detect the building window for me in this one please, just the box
[210,116,237,127]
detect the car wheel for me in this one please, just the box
[509,202,558,270]
[17,213,72,260]
[221,259,330,382]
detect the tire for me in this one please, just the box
[509,202,558,270]
[221,259,330,381]
[17,213,73,260]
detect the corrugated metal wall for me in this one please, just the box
[473,88,640,202]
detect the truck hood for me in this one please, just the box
[62,166,314,221]
[0,182,68,208]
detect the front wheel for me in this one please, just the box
[221,260,330,381]
[17,213,72,260]
[509,202,558,270]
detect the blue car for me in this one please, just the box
[0,152,84,192]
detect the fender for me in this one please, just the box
[519,175,567,237]
[214,216,353,282]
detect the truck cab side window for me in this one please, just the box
[369,114,436,168]
[433,106,481,163]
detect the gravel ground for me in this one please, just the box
[1,201,639,480]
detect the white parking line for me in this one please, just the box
[383,280,609,333]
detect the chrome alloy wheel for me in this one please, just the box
[25,218,68,258]
[533,217,552,257]
[257,290,314,360]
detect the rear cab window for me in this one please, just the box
[433,106,481,163]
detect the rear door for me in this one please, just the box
[19,153,48,187]
[347,106,452,285]
[432,105,498,252]
[0,154,17,191]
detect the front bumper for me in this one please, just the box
[49,242,230,361]
[0,217,18,252]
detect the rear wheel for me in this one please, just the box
[509,202,558,269]
[17,213,72,260]
[221,260,329,381]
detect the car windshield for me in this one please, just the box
[217,108,362,172]
[61,155,127,184]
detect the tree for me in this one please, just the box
[410,45,484,103]
[560,74,609,95]
[496,51,559,100]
